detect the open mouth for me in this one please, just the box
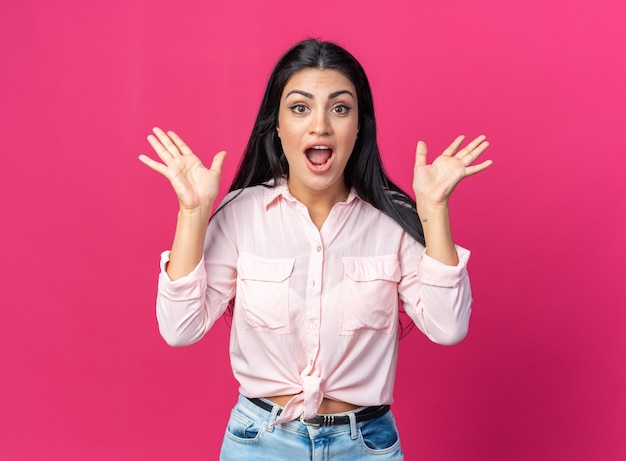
[305,145,333,169]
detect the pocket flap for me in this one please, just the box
[237,254,295,283]
[343,257,401,283]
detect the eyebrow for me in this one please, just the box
[285,89,355,100]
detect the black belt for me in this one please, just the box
[246,397,390,427]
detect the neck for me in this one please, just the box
[287,180,349,230]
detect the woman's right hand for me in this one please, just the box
[139,127,227,212]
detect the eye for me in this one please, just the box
[331,104,351,114]
[289,104,308,114]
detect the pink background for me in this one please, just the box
[2,0,625,459]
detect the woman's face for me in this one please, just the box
[277,68,359,202]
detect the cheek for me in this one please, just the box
[278,132,294,149]
[343,126,359,148]
[276,111,287,139]
[277,124,303,150]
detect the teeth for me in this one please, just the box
[312,146,330,150]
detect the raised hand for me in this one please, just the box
[139,127,226,212]
[413,135,492,205]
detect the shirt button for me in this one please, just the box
[309,322,317,330]
[316,245,322,252]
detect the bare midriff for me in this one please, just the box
[266,394,361,414]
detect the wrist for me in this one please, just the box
[177,205,212,225]
[415,200,449,220]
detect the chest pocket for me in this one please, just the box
[339,257,401,335]
[236,254,295,334]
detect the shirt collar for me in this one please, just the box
[263,177,360,210]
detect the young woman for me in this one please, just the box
[139,39,492,460]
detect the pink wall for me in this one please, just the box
[2,0,625,459]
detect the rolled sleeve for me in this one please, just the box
[157,251,207,301]
[156,251,213,347]
[417,245,471,287]
[401,244,473,346]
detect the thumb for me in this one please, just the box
[414,141,428,167]
[209,151,227,173]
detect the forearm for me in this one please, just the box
[166,205,212,280]
[157,199,237,346]
[416,201,459,266]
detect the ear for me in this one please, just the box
[276,126,280,138]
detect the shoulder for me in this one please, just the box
[212,182,283,219]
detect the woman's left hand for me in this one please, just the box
[413,135,492,205]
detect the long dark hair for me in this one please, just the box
[220,38,424,245]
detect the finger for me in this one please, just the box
[209,151,227,173]
[167,130,194,156]
[464,159,493,177]
[462,140,490,166]
[414,141,428,167]
[442,135,466,156]
[138,154,168,176]
[147,134,175,164]
[457,135,487,159]
[152,127,181,157]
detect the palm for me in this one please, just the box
[413,135,492,204]
[164,154,221,209]
[139,128,226,211]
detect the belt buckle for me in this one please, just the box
[299,413,321,427]
[300,413,337,427]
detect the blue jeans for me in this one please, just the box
[219,395,404,460]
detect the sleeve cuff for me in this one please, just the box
[418,245,470,287]
[157,250,207,300]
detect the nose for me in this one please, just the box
[309,110,332,136]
